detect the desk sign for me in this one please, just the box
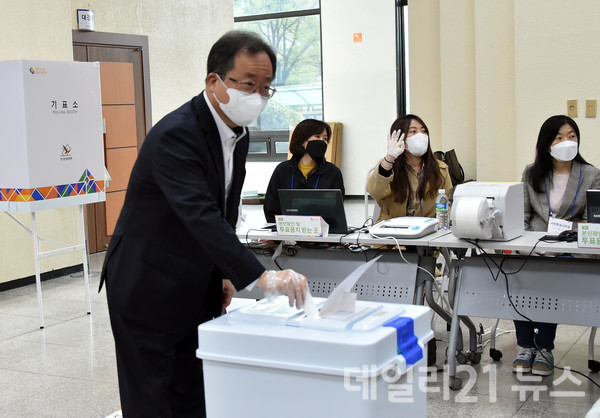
[275,215,329,237]
[578,223,600,248]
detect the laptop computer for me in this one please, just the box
[277,189,349,234]
[587,189,600,223]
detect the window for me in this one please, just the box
[246,129,289,161]
[234,0,323,161]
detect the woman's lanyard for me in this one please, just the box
[544,165,582,220]
[406,170,424,216]
[291,167,320,189]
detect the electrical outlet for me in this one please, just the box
[586,100,597,118]
[567,99,578,118]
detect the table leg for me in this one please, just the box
[447,308,463,388]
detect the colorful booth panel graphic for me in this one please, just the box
[0,169,105,202]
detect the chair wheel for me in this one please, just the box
[456,352,468,364]
[449,376,462,390]
[469,352,482,364]
[490,348,503,361]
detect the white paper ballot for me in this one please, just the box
[318,255,382,317]
[302,292,318,318]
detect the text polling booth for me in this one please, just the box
[0,60,105,328]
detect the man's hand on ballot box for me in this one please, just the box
[257,269,308,309]
[222,279,236,311]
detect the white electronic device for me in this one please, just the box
[369,216,439,239]
[451,182,524,241]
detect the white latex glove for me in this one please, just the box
[386,130,405,160]
[257,269,308,309]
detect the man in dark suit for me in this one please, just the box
[100,31,308,417]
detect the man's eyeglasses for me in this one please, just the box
[218,74,276,98]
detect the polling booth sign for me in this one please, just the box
[0,60,105,212]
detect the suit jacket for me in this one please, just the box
[100,93,265,332]
[522,160,600,231]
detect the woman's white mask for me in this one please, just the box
[550,140,578,162]
[405,133,429,157]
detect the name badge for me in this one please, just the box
[547,217,573,234]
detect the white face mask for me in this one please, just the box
[214,77,268,126]
[405,132,429,157]
[550,140,578,162]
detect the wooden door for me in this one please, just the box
[99,61,137,247]
[73,32,151,253]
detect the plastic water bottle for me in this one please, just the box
[436,189,450,230]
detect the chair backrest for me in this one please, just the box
[364,166,381,223]
[372,201,381,224]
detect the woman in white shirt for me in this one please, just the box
[513,115,600,376]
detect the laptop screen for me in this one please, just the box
[587,190,600,224]
[276,189,348,234]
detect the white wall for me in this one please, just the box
[439,1,476,180]
[514,0,600,177]
[408,0,442,154]
[474,2,516,182]
[321,0,398,196]
[410,0,600,183]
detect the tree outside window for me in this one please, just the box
[234,1,323,158]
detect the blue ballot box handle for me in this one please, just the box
[383,316,423,366]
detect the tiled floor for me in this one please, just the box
[0,200,599,417]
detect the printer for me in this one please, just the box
[451,182,524,241]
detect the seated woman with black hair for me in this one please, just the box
[512,115,600,376]
[263,119,345,223]
[367,114,452,222]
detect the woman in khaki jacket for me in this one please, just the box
[367,114,452,223]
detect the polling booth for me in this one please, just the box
[0,60,105,327]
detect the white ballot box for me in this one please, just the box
[0,59,105,212]
[197,297,432,418]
